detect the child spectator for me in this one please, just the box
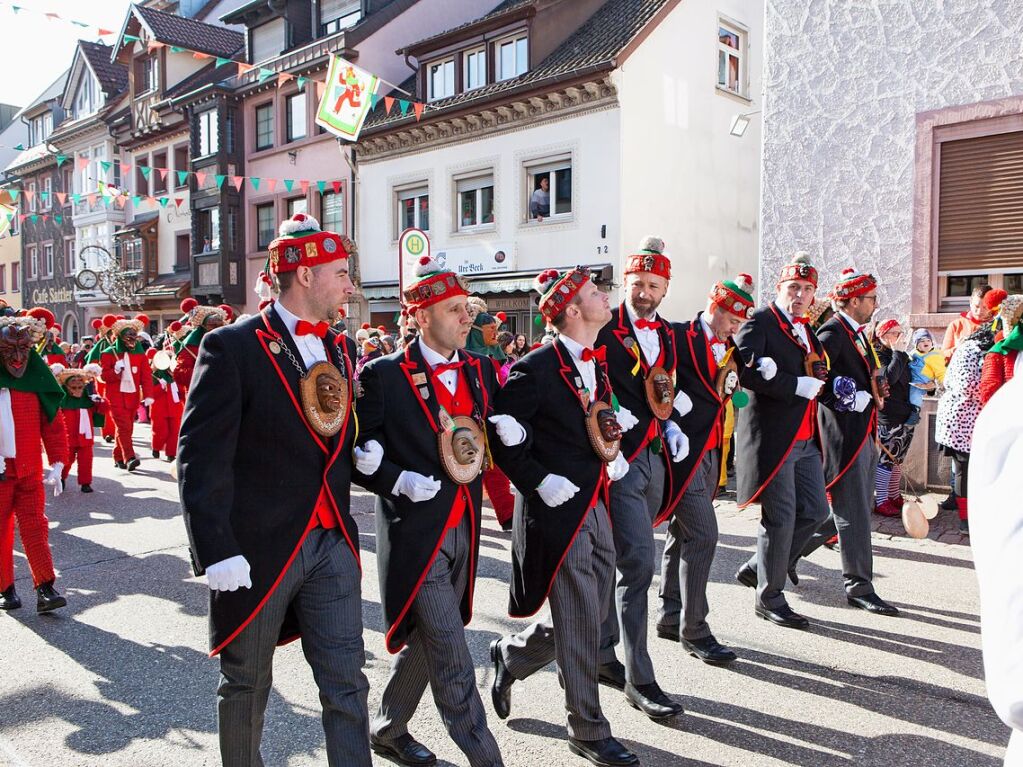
[908,328,946,414]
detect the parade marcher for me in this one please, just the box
[100,315,154,471]
[28,309,67,366]
[53,363,106,493]
[179,212,378,766]
[147,348,183,462]
[798,270,899,616]
[595,236,688,719]
[488,266,639,767]
[869,320,917,519]
[357,256,504,767]
[173,299,229,395]
[733,252,830,629]
[657,273,756,663]
[979,294,1022,406]
[0,311,70,613]
[89,314,118,445]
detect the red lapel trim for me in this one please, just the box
[835,316,873,376]
[553,340,590,411]
[769,304,815,355]
[399,345,441,432]
[686,323,721,403]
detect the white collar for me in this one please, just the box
[773,299,795,323]
[418,337,458,368]
[699,313,718,343]
[837,310,863,333]
[558,333,591,363]
[624,301,658,329]
[273,300,304,337]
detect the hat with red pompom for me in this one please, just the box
[267,213,355,275]
[779,251,818,288]
[535,266,591,322]
[180,296,227,329]
[710,273,756,319]
[402,255,469,312]
[112,313,149,338]
[625,236,671,280]
[26,307,57,329]
[830,267,877,300]
[90,318,103,331]
[984,288,1009,314]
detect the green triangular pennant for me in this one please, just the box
[13,143,23,151]
[176,170,189,185]
[132,195,142,206]
[71,193,81,204]
[250,177,260,190]
[55,154,68,166]
[171,46,186,53]
[297,76,308,90]
[258,68,276,83]
[30,214,38,223]
[283,179,294,192]
[140,165,152,179]
[100,160,112,172]
[316,180,326,193]
[124,34,140,43]
[399,99,410,116]
[9,190,18,202]
[215,174,226,188]
[158,198,169,208]
[369,92,379,110]
[216,57,231,67]
[53,215,62,225]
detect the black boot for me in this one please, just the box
[1,585,22,610]
[114,461,127,470]
[36,581,67,613]
[152,450,160,459]
[81,484,93,493]
[940,490,958,511]
[103,435,114,444]
[126,457,141,472]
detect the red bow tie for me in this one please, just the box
[634,318,661,330]
[791,316,809,326]
[581,346,606,363]
[432,360,464,376]
[295,320,330,338]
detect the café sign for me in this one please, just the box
[31,285,75,305]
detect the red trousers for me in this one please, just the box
[63,443,95,486]
[0,475,53,590]
[151,399,182,458]
[482,466,514,527]
[109,391,140,462]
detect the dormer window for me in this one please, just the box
[497,33,528,81]
[320,0,361,36]
[464,47,486,91]
[251,18,287,64]
[28,113,53,147]
[73,73,98,119]
[138,55,159,94]
[427,58,455,102]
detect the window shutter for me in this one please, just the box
[938,130,1023,272]
[251,19,286,64]
[321,0,360,24]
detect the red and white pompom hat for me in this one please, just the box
[710,273,756,319]
[401,255,468,311]
[256,212,357,301]
[535,266,591,322]
[830,267,877,300]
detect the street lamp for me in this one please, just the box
[729,110,761,137]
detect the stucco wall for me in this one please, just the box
[760,0,1023,318]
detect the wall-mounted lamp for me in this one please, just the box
[729,110,761,137]
[287,150,298,164]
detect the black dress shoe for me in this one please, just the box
[36,581,67,613]
[788,566,799,586]
[847,593,899,616]
[370,733,436,765]
[940,491,958,511]
[598,660,626,691]
[735,564,757,588]
[568,736,639,766]
[624,681,684,720]
[81,484,93,493]
[165,455,176,463]
[682,635,737,665]
[490,639,513,720]
[126,457,141,472]
[152,450,160,459]
[755,603,809,629]
[655,624,680,642]
[499,519,513,532]
[103,435,114,444]
[114,461,127,470]
[1,585,21,610]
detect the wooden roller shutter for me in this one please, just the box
[938,129,1023,272]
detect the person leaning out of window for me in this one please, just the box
[529,176,550,222]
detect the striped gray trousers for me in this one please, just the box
[372,514,503,767]
[658,449,721,640]
[497,502,616,741]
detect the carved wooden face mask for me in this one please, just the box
[451,427,481,466]
[597,406,623,442]
[0,325,34,378]
[204,314,225,330]
[65,376,87,398]
[121,327,139,350]
[299,361,348,437]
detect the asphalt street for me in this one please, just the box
[0,426,1009,766]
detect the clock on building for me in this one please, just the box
[74,269,98,291]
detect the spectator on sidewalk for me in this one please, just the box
[908,328,945,410]
[942,284,994,363]
[872,319,916,517]
[529,176,550,222]
[979,294,1022,406]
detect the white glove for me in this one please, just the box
[537,474,580,507]
[114,360,125,373]
[673,389,693,418]
[90,394,104,403]
[663,421,689,463]
[757,357,778,381]
[0,456,5,474]
[607,452,630,482]
[142,397,154,407]
[853,390,873,413]
[488,415,526,447]
[206,555,252,592]
[353,439,383,475]
[44,463,64,486]
[158,379,168,390]
[394,471,442,502]
[615,405,639,433]
[795,376,826,400]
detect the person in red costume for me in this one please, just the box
[0,311,70,613]
[26,308,68,367]
[52,363,107,493]
[147,347,183,462]
[89,314,119,444]
[174,299,229,395]
[100,315,154,471]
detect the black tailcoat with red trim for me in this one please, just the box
[179,309,361,656]
[595,304,684,519]
[656,314,735,526]
[354,341,497,653]
[487,340,611,618]
[734,304,826,508]
[815,315,878,488]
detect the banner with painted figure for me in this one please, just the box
[315,56,379,141]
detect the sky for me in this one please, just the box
[0,0,132,110]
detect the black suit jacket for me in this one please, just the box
[816,315,878,487]
[355,340,497,653]
[487,340,612,618]
[734,304,826,507]
[179,308,360,656]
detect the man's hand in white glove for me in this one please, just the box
[853,390,873,413]
[757,357,778,381]
[663,421,689,463]
[44,463,64,485]
[795,376,826,400]
[488,415,526,447]
[158,378,168,390]
[90,394,104,403]
[615,405,639,433]
[353,439,383,475]
[607,452,630,482]
[114,360,125,373]
[142,398,155,407]
[537,474,580,507]
[673,389,693,418]
[206,555,252,592]
[394,471,442,502]
[0,456,5,475]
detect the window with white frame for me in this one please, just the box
[497,34,528,81]
[397,186,429,235]
[11,261,19,292]
[464,48,486,91]
[320,0,361,35]
[256,203,276,249]
[43,243,54,278]
[320,190,344,233]
[139,55,159,94]
[717,20,747,97]
[286,93,306,142]
[64,237,76,275]
[255,102,274,150]
[73,72,98,119]
[197,109,219,156]
[287,197,307,218]
[28,182,37,213]
[42,177,52,211]
[29,112,53,147]
[456,175,495,230]
[526,159,572,222]
[427,58,455,101]
[27,245,38,280]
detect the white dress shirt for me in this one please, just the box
[625,302,661,366]
[559,333,597,405]
[419,338,459,396]
[700,314,727,365]
[275,300,328,369]
[774,300,810,351]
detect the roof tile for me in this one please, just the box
[135,5,245,59]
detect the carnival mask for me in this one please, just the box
[65,375,87,398]
[315,371,344,415]
[597,407,623,442]
[874,371,890,399]
[451,427,481,466]
[809,359,829,381]
[482,323,499,347]
[652,372,673,404]
[121,327,139,350]
[204,314,225,331]
[0,325,34,378]
[723,370,739,396]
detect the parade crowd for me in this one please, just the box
[1,211,1020,767]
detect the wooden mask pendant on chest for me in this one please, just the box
[437,409,487,485]
[300,360,349,438]
[585,401,622,463]
[645,365,674,420]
